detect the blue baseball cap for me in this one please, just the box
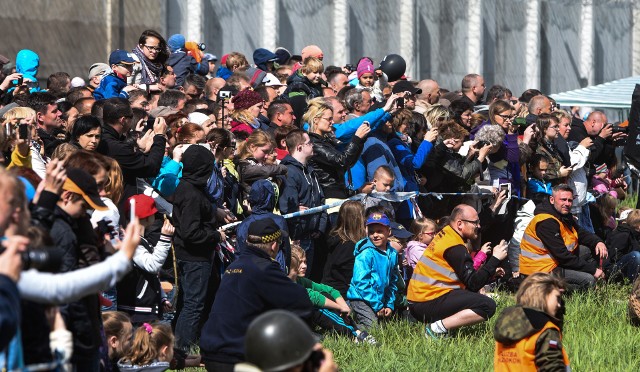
[390,222,413,239]
[366,213,391,227]
[109,50,136,66]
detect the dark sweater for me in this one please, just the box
[322,235,357,298]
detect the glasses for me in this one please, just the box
[144,45,162,52]
[460,219,480,227]
[497,113,515,121]
[421,231,436,237]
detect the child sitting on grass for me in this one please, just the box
[117,322,174,372]
[347,212,398,330]
[289,245,376,345]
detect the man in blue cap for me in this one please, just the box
[253,48,278,73]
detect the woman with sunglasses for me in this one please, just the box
[131,29,169,92]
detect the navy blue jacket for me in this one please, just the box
[0,275,19,352]
[278,155,327,239]
[236,180,290,263]
[167,50,209,86]
[199,246,312,364]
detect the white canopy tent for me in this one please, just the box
[550,76,640,109]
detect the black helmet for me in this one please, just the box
[244,310,317,372]
[379,54,406,82]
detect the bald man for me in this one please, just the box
[205,77,226,101]
[407,204,508,338]
[415,79,441,114]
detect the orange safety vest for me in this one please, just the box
[407,225,466,302]
[494,321,570,371]
[519,213,578,276]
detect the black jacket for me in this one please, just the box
[37,127,65,158]
[322,235,357,298]
[282,72,324,126]
[279,155,326,239]
[173,145,221,262]
[533,200,601,274]
[307,132,364,199]
[605,223,640,264]
[199,245,312,364]
[423,140,484,192]
[566,118,615,176]
[0,275,19,352]
[98,124,166,212]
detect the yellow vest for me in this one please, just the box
[519,213,578,276]
[494,321,570,371]
[407,225,466,302]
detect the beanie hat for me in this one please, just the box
[301,45,323,61]
[168,34,186,52]
[221,54,229,65]
[274,47,291,65]
[357,58,374,79]
[595,163,608,174]
[231,89,263,111]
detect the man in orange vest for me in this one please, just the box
[407,204,508,338]
[519,184,607,290]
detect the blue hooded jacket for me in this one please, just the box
[346,237,398,312]
[253,48,277,72]
[216,66,232,80]
[347,131,405,191]
[236,180,290,270]
[15,49,41,93]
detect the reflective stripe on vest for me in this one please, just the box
[494,320,570,372]
[407,225,466,302]
[519,213,579,276]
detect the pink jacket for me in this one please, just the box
[405,241,427,269]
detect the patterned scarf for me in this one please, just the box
[133,45,164,84]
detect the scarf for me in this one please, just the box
[133,45,163,85]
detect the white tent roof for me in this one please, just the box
[550,76,640,109]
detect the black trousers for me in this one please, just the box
[409,289,496,323]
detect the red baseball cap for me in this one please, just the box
[127,194,158,219]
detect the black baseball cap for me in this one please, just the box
[62,168,108,211]
[392,80,422,95]
[248,219,288,243]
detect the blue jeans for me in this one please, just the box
[175,260,212,351]
[612,251,640,282]
[576,203,595,233]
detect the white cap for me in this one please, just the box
[263,73,285,87]
[188,112,210,125]
[71,77,86,88]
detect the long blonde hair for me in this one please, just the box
[237,130,273,160]
[121,322,173,365]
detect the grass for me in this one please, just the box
[319,283,640,372]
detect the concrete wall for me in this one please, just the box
[0,0,637,96]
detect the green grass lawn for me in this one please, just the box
[321,284,640,371]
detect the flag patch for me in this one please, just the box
[549,340,559,349]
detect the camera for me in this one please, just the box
[219,90,231,100]
[0,245,63,272]
[345,64,356,72]
[612,125,628,134]
[197,42,206,51]
[397,97,404,108]
[18,123,29,140]
[475,140,489,148]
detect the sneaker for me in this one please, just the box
[355,331,378,346]
[424,323,449,340]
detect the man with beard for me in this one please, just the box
[407,204,508,338]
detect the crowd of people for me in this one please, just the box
[0,27,639,371]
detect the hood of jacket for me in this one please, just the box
[354,236,392,257]
[248,179,277,213]
[16,49,39,82]
[280,154,312,173]
[494,306,561,345]
[253,48,277,71]
[181,145,215,188]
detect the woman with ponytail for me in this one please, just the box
[117,322,174,372]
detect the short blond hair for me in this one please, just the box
[2,107,36,123]
[301,57,324,74]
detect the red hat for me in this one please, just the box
[127,194,158,219]
[221,54,229,65]
[231,89,263,111]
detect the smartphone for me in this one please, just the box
[499,183,511,199]
[397,97,404,108]
[570,163,578,168]
[130,198,136,222]
[18,123,29,140]
[5,123,12,137]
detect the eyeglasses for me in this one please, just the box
[144,45,162,52]
[421,231,436,237]
[497,113,515,121]
[460,219,480,227]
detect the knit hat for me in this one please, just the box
[220,54,229,65]
[357,58,374,79]
[88,63,111,79]
[595,163,608,174]
[231,89,263,111]
[274,47,292,65]
[168,34,186,52]
[301,45,323,61]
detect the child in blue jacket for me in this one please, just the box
[347,212,398,329]
[93,49,136,100]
